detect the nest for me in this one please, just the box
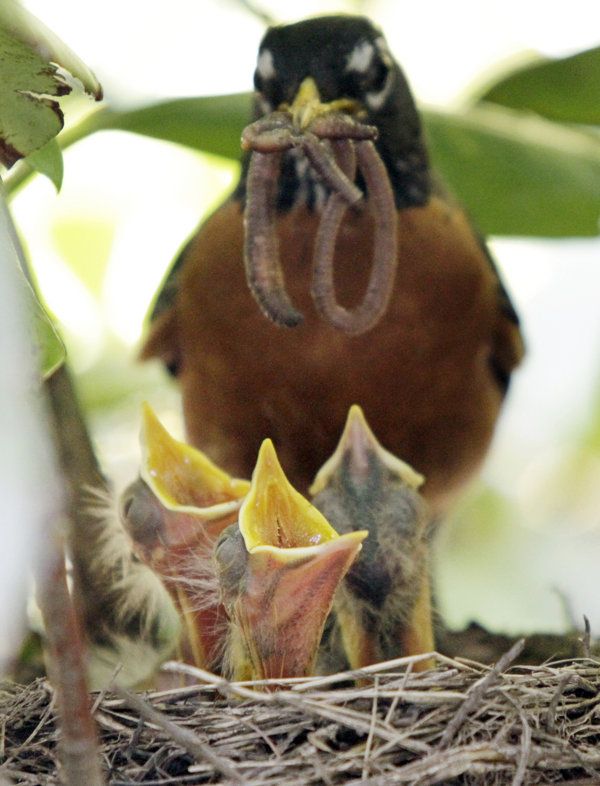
[2,641,600,786]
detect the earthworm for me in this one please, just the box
[242,108,396,333]
[312,139,398,335]
[243,150,303,327]
[300,132,363,206]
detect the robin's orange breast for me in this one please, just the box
[146,194,518,513]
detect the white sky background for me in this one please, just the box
[12,0,600,633]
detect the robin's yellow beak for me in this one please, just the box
[285,77,359,131]
[221,439,367,682]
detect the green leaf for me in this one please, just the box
[31,290,66,379]
[7,90,600,237]
[1,179,65,377]
[100,94,600,236]
[479,46,600,125]
[101,94,253,161]
[51,215,114,296]
[0,0,102,167]
[423,105,600,236]
[13,266,66,379]
[24,138,63,191]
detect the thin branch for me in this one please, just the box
[114,686,243,783]
[439,638,525,749]
[228,0,277,25]
[581,615,592,658]
[37,546,105,786]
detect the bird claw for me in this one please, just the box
[242,107,397,334]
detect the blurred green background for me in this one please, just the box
[6,0,600,639]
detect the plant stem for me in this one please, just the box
[37,543,106,786]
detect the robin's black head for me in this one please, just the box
[250,15,431,208]
[255,16,396,113]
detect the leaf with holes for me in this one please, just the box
[0,0,102,168]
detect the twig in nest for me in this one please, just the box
[242,107,398,335]
[504,693,531,786]
[581,615,592,658]
[544,672,573,733]
[5,653,600,785]
[439,638,525,749]
[361,675,380,779]
[113,685,243,783]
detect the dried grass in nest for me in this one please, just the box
[1,644,600,786]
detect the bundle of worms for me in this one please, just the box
[241,109,398,336]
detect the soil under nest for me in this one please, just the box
[2,635,600,786]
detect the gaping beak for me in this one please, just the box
[140,402,250,531]
[310,404,424,497]
[285,76,359,131]
[121,404,250,670]
[216,439,367,683]
[310,405,433,673]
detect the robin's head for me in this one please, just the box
[256,16,401,118]
[249,15,431,209]
[239,16,432,334]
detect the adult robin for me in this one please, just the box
[142,16,524,520]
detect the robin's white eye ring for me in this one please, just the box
[256,48,276,81]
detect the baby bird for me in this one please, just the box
[120,404,249,671]
[214,439,366,682]
[311,405,433,671]
[72,483,181,689]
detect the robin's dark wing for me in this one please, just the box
[141,233,198,376]
[479,237,525,393]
